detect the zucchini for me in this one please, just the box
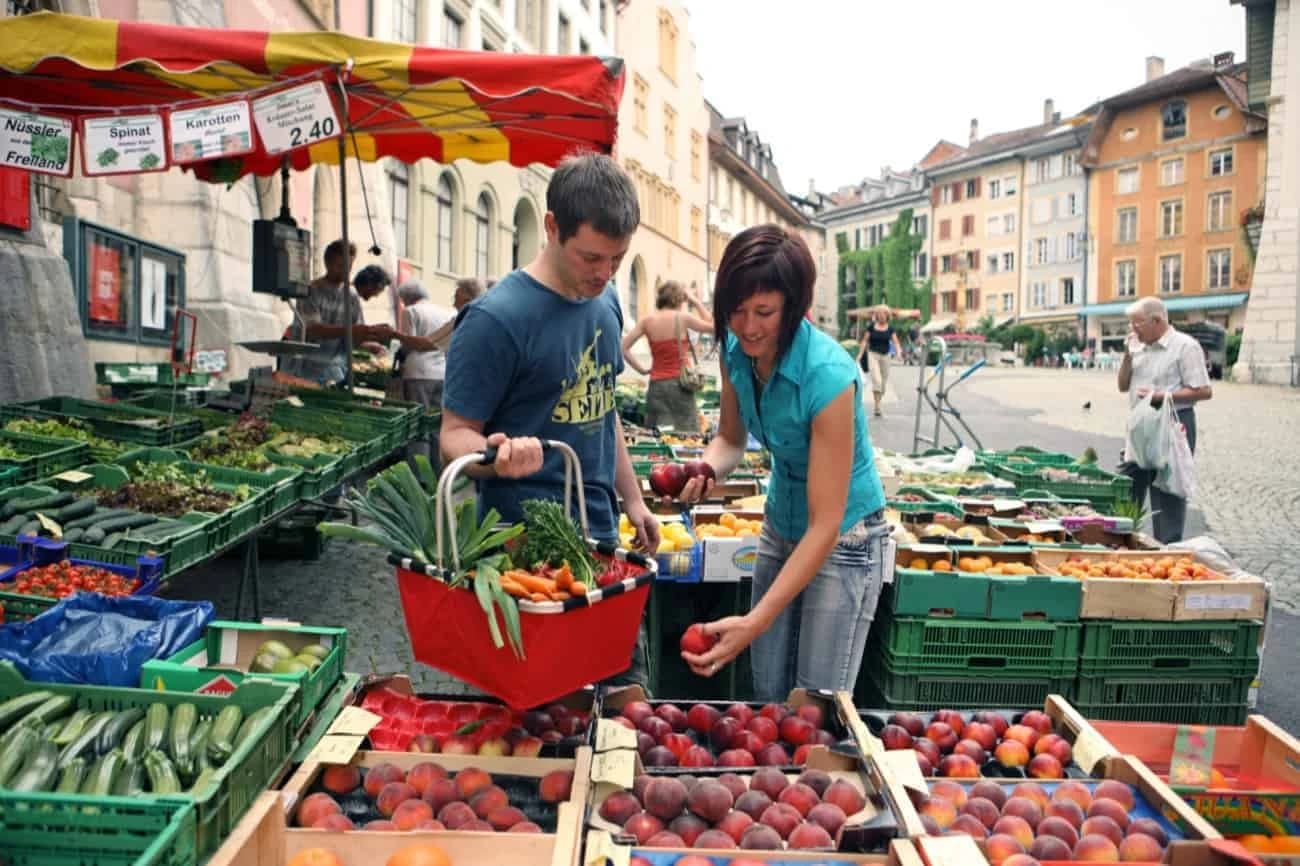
[53,498,97,521]
[0,725,39,785]
[144,703,169,752]
[0,514,27,535]
[120,718,147,761]
[189,765,217,795]
[206,705,242,765]
[58,711,114,767]
[42,720,62,741]
[113,758,145,796]
[143,749,181,794]
[96,707,145,755]
[233,706,273,751]
[168,703,196,774]
[103,531,123,549]
[26,694,73,727]
[0,690,54,733]
[0,715,41,754]
[64,508,129,531]
[62,527,85,544]
[9,739,60,792]
[17,520,39,537]
[81,748,124,796]
[51,708,92,745]
[83,526,106,544]
[56,756,88,794]
[2,491,74,517]
[92,513,158,535]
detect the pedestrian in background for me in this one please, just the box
[393,279,456,467]
[620,280,713,432]
[287,243,395,386]
[1117,296,1213,542]
[855,305,902,417]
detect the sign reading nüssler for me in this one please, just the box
[0,108,73,176]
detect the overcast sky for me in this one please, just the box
[683,0,1248,196]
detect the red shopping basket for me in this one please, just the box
[394,439,656,709]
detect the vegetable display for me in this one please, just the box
[96,463,249,517]
[4,561,141,599]
[0,442,22,461]
[187,414,351,470]
[4,418,119,454]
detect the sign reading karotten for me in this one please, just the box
[81,112,167,175]
[252,81,340,155]
[0,108,73,175]
[168,100,254,164]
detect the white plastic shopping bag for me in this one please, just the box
[1154,401,1196,500]
[1125,393,1168,469]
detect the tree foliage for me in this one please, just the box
[836,208,930,338]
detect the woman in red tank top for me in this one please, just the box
[621,280,713,432]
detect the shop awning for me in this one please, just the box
[0,12,623,180]
[1079,293,1248,318]
[920,316,955,334]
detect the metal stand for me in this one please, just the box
[911,336,986,453]
[233,534,262,621]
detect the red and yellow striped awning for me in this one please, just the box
[0,11,623,180]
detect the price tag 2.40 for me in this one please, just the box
[252,81,342,156]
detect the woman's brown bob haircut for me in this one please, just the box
[712,224,815,356]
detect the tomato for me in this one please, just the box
[2,561,141,599]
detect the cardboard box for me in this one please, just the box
[1088,716,1300,838]
[582,831,924,865]
[691,507,763,582]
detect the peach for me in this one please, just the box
[376,782,419,818]
[890,712,926,737]
[797,703,824,728]
[758,802,803,839]
[1035,733,1073,764]
[687,703,722,734]
[797,768,832,797]
[1046,798,1087,830]
[639,715,672,742]
[622,700,654,726]
[509,821,542,833]
[717,773,749,801]
[881,724,915,750]
[789,821,835,850]
[808,801,848,837]
[469,785,508,820]
[1030,835,1074,861]
[599,791,642,826]
[415,819,446,831]
[656,703,688,732]
[1003,856,1043,866]
[995,740,1031,768]
[437,801,477,830]
[776,782,820,817]
[954,739,988,765]
[668,813,709,846]
[724,703,755,726]
[756,743,791,766]
[539,769,574,803]
[662,732,694,761]
[961,797,1001,830]
[311,813,354,831]
[985,833,1027,866]
[729,730,765,754]
[949,814,990,839]
[623,812,665,845]
[644,831,687,849]
[1002,796,1043,830]
[643,746,677,767]
[296,792,341,827]
[1052,781,1093,813]
[920,815,942,836]
[363,764,406,798]
[1004,725,1040,751]
[486,806,527,832]
[1074,834,1121,862]
[939,754,981,778]
[716,809,755,844]
[1094,780,1137,812]
[740,823,784,848]
[973,711,1010,737]
[964,721,999,751]
[970,781,1008,810]
[915,753,934,777]
[1081,815,1126,848]
[751,767,789,801]
[391,799,434,831]
[476,737,510,757]
[747,715,779,743]
[695,828,740,849]
[717,749,757,768]
[925,721,958,752]
[735,789,774,821]
[644,777,689,822]
[687,780,735,824]
[934,710,966,737]
[993,815,1035,849]
[453,767,492,800]
[321,765,362,795]
[1010,782,1050,810]
[919,796,959,830]
[710,717,743,751]
[1020,711,1053,734]
[681,746,715,768]
[823,779,866,816]
[1027,754,1064,780]
[931,780,969,809]
[1088,797,1131,830]
[1127,818,1170,847]
[422,778,461,815]
[405,762,448,796]
[779,716,816,747]
[1037,815,1080,848]
[914,738,942,766]
[633,773,653,802]
[1119,832,1165,861]
[364,819,397,831]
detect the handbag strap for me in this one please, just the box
[675,313,698,369]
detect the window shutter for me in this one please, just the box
[932,255,938,274]
[972,250,981,269]
[974,177,982,197]
[952,182,961,202]
[931,186,941,206]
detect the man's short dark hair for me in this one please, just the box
[324,239,357,264]
[547,152,640,243]
[354,264,390,289]
[712,224,815,358]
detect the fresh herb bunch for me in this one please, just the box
[512,499,596,587]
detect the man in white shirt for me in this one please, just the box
[394,279,456,467]
[1117,297,1213,542]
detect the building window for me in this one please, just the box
[986,215,1001,237]
[1004,175,1017,196]
[516,0,542,47]
[961,214,974,237]
[965,179,978,198]
[1207,249,1232,289]
[1035,237,1050,265]
[940,255,951,273]
[632,75,648,135]
[474,193,493,279]
[1208,191,1232,231]
[912,214,927,237]
[965,287,980,311]
[442,10,463,47]
[1003,214,1016,235]
[1033,157,1051,183]
[1209,147,1234,176]
[690,206,701,253]
[1031,281,1047,308]
[69,220,186,346]
[436,174,455,271]
[1160,199,1184,237]
[1064,153,1079,176]
[658,7,679,81]
[989,179,1001,199]
[557,13,571,52]
[388,161,409,259]
[1003,293,1014,313]
[1064,231,1078,261]
[940,185,952,205]
[1117,207,1138,243]
[1116,260,1136,297]
[989,253,1000,274]
[1160,254,1182,293]
[914,253,928,278]
[690,131,702,180]
[663,104,677,159]
[1065,193,1080,217]
[1032,198,1052,225]
[392,0,416,42]
[1160,157,1184,186]
[1002,252,1014,272]
[1117,167,1139,194]
[941,291,956,313]
[938,219,951,241]
[1162,100,1188,140]
[1061,277,1076,305]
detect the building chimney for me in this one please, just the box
[1214,51,1235,70]
[1043,98,1055,125]
[808,177,816,197]
[1145,56,1165,82]
[969,118,979,144]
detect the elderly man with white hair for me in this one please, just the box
[394,279,456,464]
[1117,296,1213,542]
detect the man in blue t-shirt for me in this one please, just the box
[441,153,660,689]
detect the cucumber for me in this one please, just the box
[0,514,27,535]
[9,739,60,792]
[83,527,106,544]
[113,758,145,796]
[206,705,242,765]
[232,706,273,751]
[92,513,158,534]
[53,499,97,521]
[144,703,169,752]
[16,520,39,537]
[64,508,129,531]
[168,703,196,774]
[51,709,92,746]
[1,491,74,518]
[96,707,145,755]
[0,690,54,733]
[56,756,88,793]
[103,532,123,549]
[81,748,124,796]
[120,718,147,761]
[62,527,85,543]
[58,711,114,767]
[0,726,38,785]
[143,749,181,794]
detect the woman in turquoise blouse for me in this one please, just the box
[679,224,890,701]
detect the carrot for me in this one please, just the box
[552,591,571,602]
[553,562,574,592]
[503,569,559,596]
[568,581,587,596]
[530,592,549,603]
[499,576,531,598]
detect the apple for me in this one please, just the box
[648,462,688,497]
[680,624,718,656]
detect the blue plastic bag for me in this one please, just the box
[0,592,214,686]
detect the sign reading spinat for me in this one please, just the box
[81,113,167,176]
[0,108,73,176]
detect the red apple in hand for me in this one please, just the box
[683,460,716,484]
[649,462,688,497]
[680,623,718,656]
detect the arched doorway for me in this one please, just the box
[512,198,540,271]
[628,256,646,322]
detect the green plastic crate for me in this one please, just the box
[265,451,343,499]
[0,430,92,484]
[1072,671,1251,724]
[124,393,234,430]
[287,387,423,439]
[978,447,1079,468]
[628,442,674,459]
[0,789,197,866]
[291,671,363,763]
[270,403,401,463]
[0,464,16,491]
[1078,620,1262,676]
[0,397,202,446]
[858,652,1074,710]
[0,661,298,862]
[886,571,990,619]
[870,611,1082,676]
[987,574,1083,621]
[989,462,1132,510]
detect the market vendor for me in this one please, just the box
[288,241,396,385]
[440,153,660,691]
[676,224,890,702]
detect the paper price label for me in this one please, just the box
[1071,728,1113,776]
[594,718,637,753]
[1185,592,1253,611]
[307,734,363,765]
[253,81,341,155]
[328,706,383,736]
[881,747,929,792]
[590,750,634,789]
[584,830,630,866]
[51,470,93,484]
[82,113,167,175]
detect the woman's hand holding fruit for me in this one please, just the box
[680,618,759,677]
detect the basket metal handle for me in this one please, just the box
[434,438,589,574]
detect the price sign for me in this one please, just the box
[307,734,363,765]
[168,100,253,164]
[328,706,383,737]
[252,81,341,155]
[593,718,637,753]
[0,108,73,176]
[81,113,167,175]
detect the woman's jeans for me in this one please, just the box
[749,513,891,702]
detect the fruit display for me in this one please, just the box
[294,758,573,834]
[899,472,1007,489]
[861,709,1084,779]
[629,856,877,866]
[596,765,873,852]
[911,777,1181,866]
[1053,555,1224,582]
[2,560,143,599]
[248,638,332,676]
[694,512,762,540]
[622,514,695,553]
[357,686,592,756]
[604,698,848,769]
[286,843,453,866]
[1015,502,1100,521]
[649,461,717,498]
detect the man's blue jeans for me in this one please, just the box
[748,513,891,702]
